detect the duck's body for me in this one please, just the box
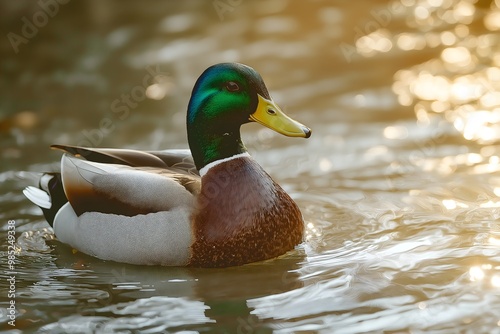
[24,63,310,267]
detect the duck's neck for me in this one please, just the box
[187,121,247,172]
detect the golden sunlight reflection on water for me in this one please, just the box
[469,264,500,289]
[4,0,500,332]
[387,0,500,144]
[367,0,500,311]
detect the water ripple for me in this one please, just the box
[38,297,213,333]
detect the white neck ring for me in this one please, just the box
[199,152,251,177]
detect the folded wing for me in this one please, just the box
[61,154,200,216]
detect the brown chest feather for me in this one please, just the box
[188,157,304,267]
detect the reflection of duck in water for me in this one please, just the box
[24,63,311,268]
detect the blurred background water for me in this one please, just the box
[1,0,500,332]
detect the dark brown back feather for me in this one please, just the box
[52,145,198,175]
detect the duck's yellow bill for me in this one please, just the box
[249,95,311,138]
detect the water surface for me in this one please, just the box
[2,0,500,332]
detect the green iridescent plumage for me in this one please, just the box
[187,63,272,170]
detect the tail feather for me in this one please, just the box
[23,173,68,227]
[23,187,51,209]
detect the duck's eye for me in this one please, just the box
[225,81,240,92]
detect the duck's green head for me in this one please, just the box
[187,63,311,171]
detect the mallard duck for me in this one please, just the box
[24,63,311,267]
